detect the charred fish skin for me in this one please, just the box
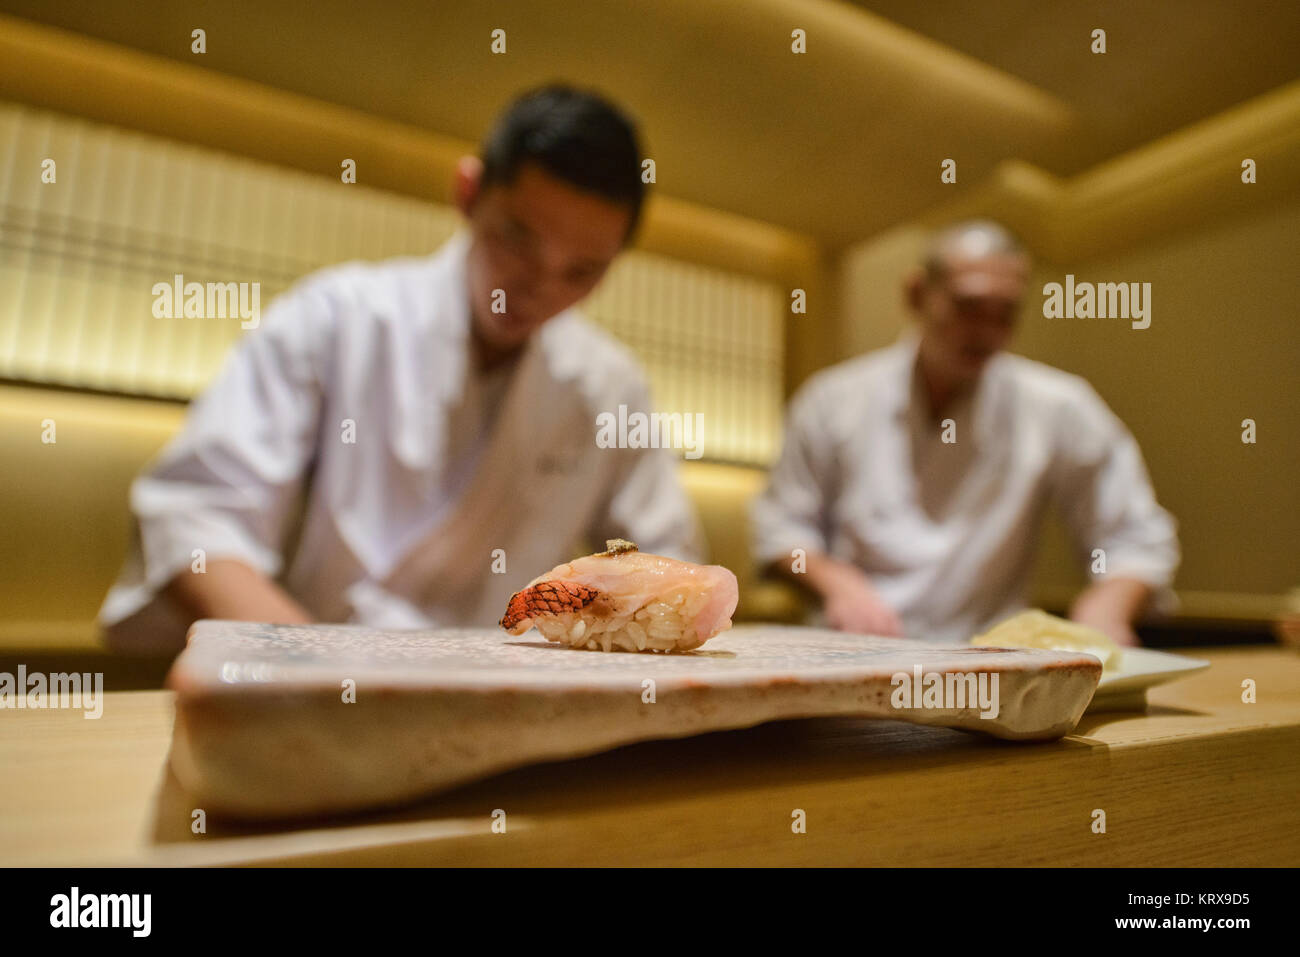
[499,580,599,631]
[498,540,740,653]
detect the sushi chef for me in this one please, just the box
[99,85,704,652]
[751,220,1179,647]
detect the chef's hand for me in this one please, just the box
[824,582,904,637]
[793,552,903,637]
[1070,578,1150,647]
[1274,588,1300,650]
[1074,615,1141,647]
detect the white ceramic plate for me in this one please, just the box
[1087,647,1210,711]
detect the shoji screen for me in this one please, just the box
[0,101,783,464]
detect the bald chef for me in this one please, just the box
[751,220,1179,647]
[100,85,703,652]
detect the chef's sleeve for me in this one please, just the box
[587,375,707,564]
[1049,381,1181,613]
[749,382,833,571]
[127,276,334,604]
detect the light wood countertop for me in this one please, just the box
[2,646,1296,866]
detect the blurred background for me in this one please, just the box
[1,0,1297,684]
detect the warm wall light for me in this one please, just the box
[0,101,785,465]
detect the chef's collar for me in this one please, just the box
[421,229,475,407]
[439,229,474,344]
[891,325,1006,449]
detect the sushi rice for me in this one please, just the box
[532,589,711,653]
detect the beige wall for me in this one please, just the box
[837,223,928,359]
[1022,196,1300,604]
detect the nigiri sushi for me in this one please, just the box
[500,539,739,652]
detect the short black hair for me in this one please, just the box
[479,84,646,239]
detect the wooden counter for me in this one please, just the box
[2,646,1297,866]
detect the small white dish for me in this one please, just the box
[1086,647,1211,711]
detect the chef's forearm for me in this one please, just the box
[766,549,860,598]
[164,559,315,625]
[1069,577,1152,628]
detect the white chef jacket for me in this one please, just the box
[750,330,1179,644]
[99,231,704,651]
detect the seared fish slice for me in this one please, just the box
[500,539,739,652]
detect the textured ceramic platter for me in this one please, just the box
[167,621,1102,819]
